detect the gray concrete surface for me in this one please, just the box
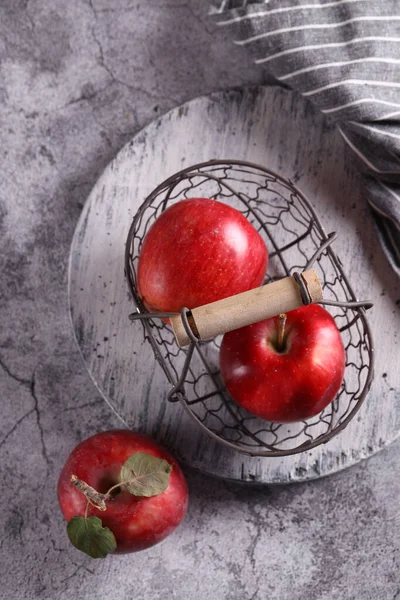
[0,1,399,599]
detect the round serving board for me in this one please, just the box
[69,86,400,483]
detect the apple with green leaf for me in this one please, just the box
[57,430,188,557]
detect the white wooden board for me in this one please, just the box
[68,87,400,483]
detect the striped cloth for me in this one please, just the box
[211,0,400,277]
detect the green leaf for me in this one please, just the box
[120,452,172,497]
[67,516,117,559]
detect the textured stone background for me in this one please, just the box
[0,1,399,599]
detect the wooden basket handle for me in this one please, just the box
[170,269,323,347]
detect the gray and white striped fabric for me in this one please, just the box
[211,0,400,277]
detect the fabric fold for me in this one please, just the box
[211,0,400,276]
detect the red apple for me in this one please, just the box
[58,430,188,555]
[137,198,268,313]
[220,304,346,423]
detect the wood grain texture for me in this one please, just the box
[171,270,323,347]
[69,86,400,483]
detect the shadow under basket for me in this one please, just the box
[125,159,374,457]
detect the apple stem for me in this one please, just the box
[104,480,130,499]
[84,498,90,523]
[278,313,287,352]
[70,474,107,511]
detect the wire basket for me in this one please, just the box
[125,160,374,457]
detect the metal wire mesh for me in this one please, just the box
[125,160,374,457]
